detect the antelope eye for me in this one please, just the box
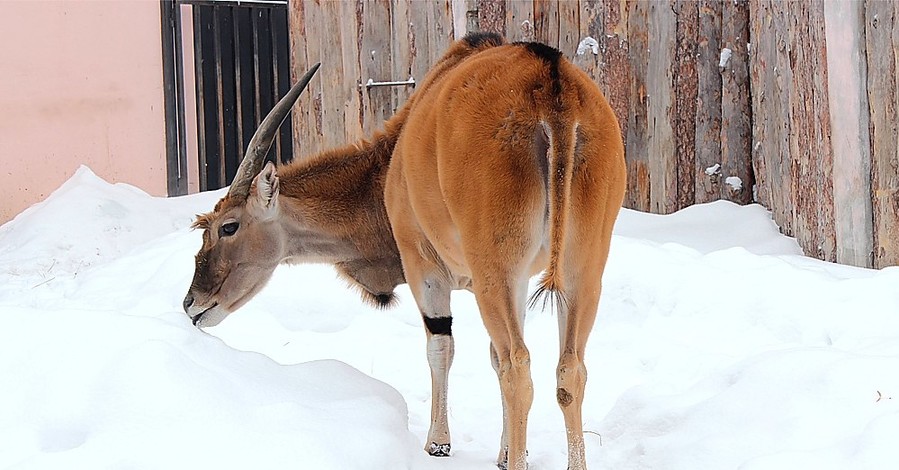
[219,222,239,237]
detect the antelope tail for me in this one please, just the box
[529,118,576,313]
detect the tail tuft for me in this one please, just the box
[528,272,569,314]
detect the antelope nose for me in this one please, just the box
[183,293,194,314]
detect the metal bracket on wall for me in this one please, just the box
[361,77,416,89]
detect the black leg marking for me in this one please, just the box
[423,316,452,336]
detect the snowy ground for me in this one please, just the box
[2,166,899,469]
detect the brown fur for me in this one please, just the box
[384,36,626,470]
[183,33,625,470]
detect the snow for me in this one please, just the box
[725,176,743,192]
[704,163,721,176]
[577,37,599,56]
[3,167,899,469]
[719,47,733,68]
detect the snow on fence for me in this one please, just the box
[287,0,899,269]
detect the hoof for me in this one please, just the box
[496,449,528,470]
[427,442,451,457]
[497,461,528,470]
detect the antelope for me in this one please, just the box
[183,32,625,470]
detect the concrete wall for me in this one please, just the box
[0,1,168,224]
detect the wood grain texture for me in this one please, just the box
[624,0,650,212]
[390,0,416,115]
[673,0,698,210]
[361,0,393,136]
[867,0,899,268]
[788,1,835,262]
[645,1,677,214]
[596,0,629,147]
[477,0,506,34]
[506,0,535,42]
[695,0,722,203]
[750,0,794,237]
[534,0,559,48]
[557,0,579,56]
[720,0,752,205]
[340,0,364,141]
[825,0,873,267]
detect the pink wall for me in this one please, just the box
[0,1,169,224]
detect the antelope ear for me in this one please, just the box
[251,162,280,215]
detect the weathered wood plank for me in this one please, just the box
[409,0,431,88]
[695,0,722,203]
[867,0,899,268]
[534,0,559,48]
[646,0,677,213]
[429,0,456,64]
[361,0,393,136]
[825,0,873,267]
[291,0,325,156]
[318,0,347,150]
[720,0,752,205]
[287,0,307,157]
[577,2,602,81]
[625,0,650,212]
[339,0,363,141]
[506,0,535,42]
[749,0,794,237]
[787,0,835,262]
[451,0,477,39]
[596,0,629,146]
[673,0,698,210]
[477,0,506,34]
[391,0,416,114]
[556,0,579,57]
[573,0,600,78]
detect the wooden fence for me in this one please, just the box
[287,0,899,269]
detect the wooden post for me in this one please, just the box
[592,0,630,151]
[506,0,535,42]
[289,0,325,156]
[534,0,560,48]
[866,0,899,268]
[749,0,795,237]
[695,0,722,204]
[788,1,836,262]
[720,0,752,205]
[645,1,677,213]
[557,0,579,57]
[391,0,416,115]
[825,0,873,267]
[625,0,651,212]
[673,0,699,210]
[361,0,393,136]
[477,0,506,35]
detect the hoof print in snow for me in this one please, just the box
[428,442,451,457]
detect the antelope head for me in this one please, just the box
[183,65,320,328]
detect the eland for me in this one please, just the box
[183,32,626,470]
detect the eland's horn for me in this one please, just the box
[227,63,321,200]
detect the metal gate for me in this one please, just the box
[162,0,293,194]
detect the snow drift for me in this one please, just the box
[2,167,899,469]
